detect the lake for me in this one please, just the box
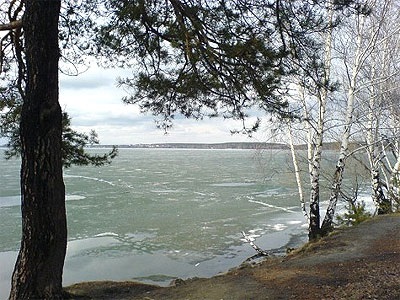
[0,148,325,298]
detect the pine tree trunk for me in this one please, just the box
[9,1,66,299]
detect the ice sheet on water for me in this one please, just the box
[0,251,17,299]
[0,195,20,208]
[248,199,297,214]
[211,182,256,187]
[94,232,119,238]
[287,220,302,225]
[66,195,86,201]
[151,189,182,194]
[355,193,376,213]
[64,174,115,186]
[272,223,287,231]
[0,194,85,208]
[67,236,120,254]
[125,232,154,239]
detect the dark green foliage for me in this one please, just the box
[0,84,23,158]
[337,200,372,227]
[96,1,290,131]
[94,0,366,132]
[0,84,117,167]
[1,1,117,169]
[58,0,102,75]
[1,108,118,167]
[61,113,118,168]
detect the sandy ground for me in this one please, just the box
[65,214,400,299]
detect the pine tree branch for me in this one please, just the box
[0,20,22,31]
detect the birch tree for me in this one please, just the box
[376,1,400,213]
[386,78,400,209]
[307,2,334,239]
[287,121,309,222]
[321,0,390,232]
[355,0,400,214]
[281,1,336,240]
[283,0,399,238]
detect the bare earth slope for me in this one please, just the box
[65,214,400,299]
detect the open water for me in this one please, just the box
[0,148,316,298]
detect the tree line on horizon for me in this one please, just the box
[0,0,399,298]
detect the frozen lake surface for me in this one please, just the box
[0,148,322,298]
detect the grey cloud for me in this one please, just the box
[70,112,154,128]
[60,72,117,90]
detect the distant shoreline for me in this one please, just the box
[1,141,346,150]
[92,142,288,150]
[89,142,344,150]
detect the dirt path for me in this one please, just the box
[65,214,400,299]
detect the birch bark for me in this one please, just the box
[321,13,366,233]
[287,123,309,222]
[308,1,334,240]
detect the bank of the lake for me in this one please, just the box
[66,214,400,299]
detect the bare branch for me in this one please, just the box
[241,231,269,256]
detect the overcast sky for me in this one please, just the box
[58,65,271,145]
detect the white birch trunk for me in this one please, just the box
[321,14,366,232]
[287,123,309,222]
[389,153,400,207]
[365,6,398,213]
[299,84,314,179]
[366,68,390,214]
[380,5,399,210]
[308,1,334,239]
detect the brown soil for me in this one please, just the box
[65,214,400,299]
